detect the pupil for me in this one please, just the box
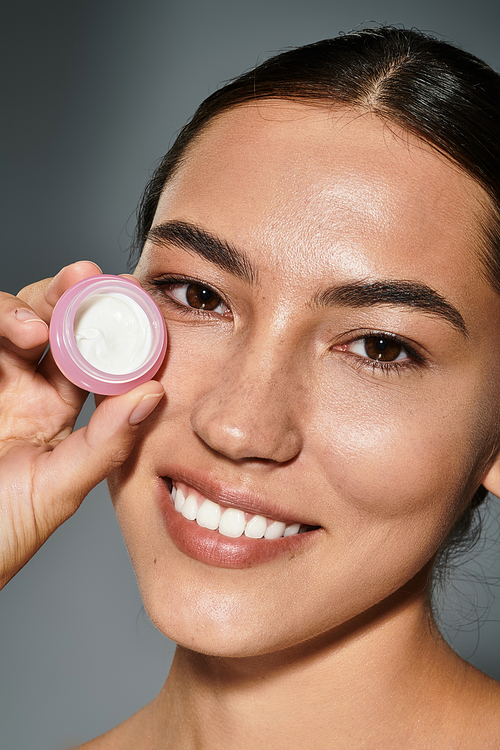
[186,284,221,310]
[364,336,402,362]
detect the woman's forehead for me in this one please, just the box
[154,102,486,287]
[174,100,476,188]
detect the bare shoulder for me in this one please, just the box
[67,702,157,750]
[458,665,500,747]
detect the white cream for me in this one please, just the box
[74,292,153,374]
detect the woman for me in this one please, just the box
[1,27,500,748]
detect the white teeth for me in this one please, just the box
[171,484,306,539]
[264,521,287,539]
[244,515,267,539]
[174,486,185,512]
[219,508,246,538]
[196,499,221,530]
[181,494,199,521]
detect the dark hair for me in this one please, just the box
[131,26,500,558]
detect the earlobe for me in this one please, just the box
[481,459,500,498]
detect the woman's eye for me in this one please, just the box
[348,336,408,362]
[170,283,228,314]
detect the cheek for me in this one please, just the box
[310,383,483,531]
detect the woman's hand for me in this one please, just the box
[0,262,164,589]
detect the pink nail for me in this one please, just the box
[129,392,163,425]
[15,309,48,327]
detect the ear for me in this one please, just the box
[481,458,500,498]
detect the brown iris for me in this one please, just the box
[185,284,222,310]
[363,336,403,361]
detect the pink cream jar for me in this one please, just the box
[49,275,167,395]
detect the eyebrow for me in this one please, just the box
[314,280,468,336]
[147,220,258,285]
[147,220,467,337]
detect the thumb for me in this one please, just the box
[36,381,165,527]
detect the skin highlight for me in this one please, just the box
[93,102,500,748]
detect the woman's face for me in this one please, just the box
[110,102,500,657]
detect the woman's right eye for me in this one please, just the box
[166,282,230,315]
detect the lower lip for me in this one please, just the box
[157,479,320,569]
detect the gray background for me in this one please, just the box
[2,1,500,748]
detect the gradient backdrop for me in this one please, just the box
[2,1,500,747]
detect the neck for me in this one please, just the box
[149,584,469,749]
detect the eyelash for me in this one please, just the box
[149,276,426,376]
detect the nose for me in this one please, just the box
[190,338,303,464]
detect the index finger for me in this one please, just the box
[17,261,103,324]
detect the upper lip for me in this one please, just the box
[160,466,319,526]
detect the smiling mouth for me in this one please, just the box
[170,481,317,539]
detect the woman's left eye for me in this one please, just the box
[336,333,425,374]
[348,335,408,363]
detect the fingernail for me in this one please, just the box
[15,309,48,328]
[45,267,67,294]
[129,392,163,425]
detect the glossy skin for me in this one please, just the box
[104,102,500,662]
